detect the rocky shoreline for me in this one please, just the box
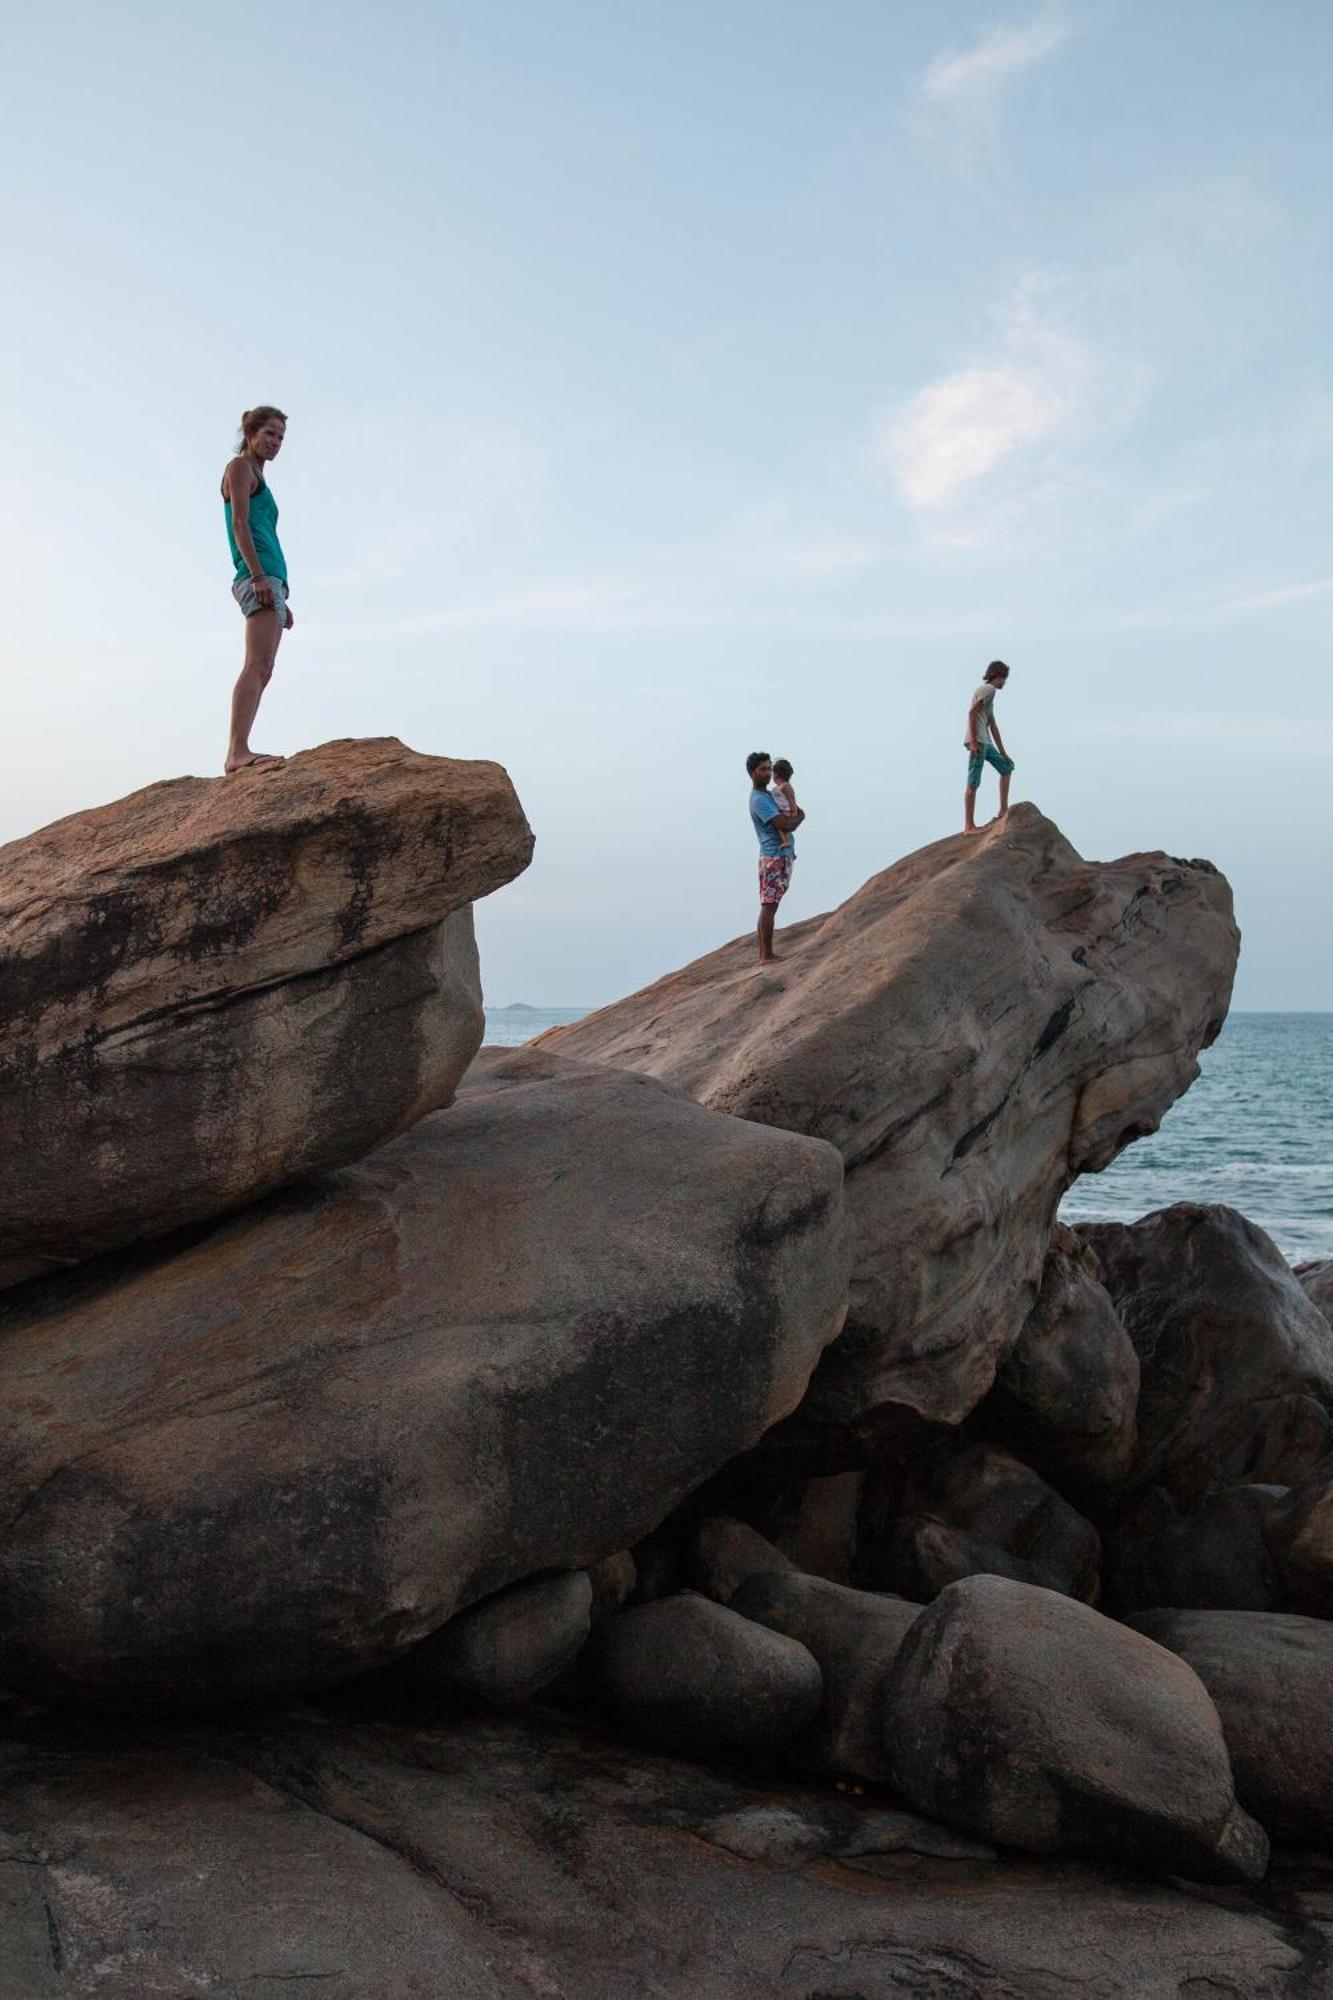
[3,741,1331,1995]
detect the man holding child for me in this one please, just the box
[746,751,804,965]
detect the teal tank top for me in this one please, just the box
[224,477,287,584]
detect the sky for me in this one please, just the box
[2,0,1329,1008]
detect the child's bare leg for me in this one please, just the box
[997,770,1011,818]
[226,610,285,773]
[964,785,979,833]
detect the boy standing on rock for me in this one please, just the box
[964,661,1015,833]
[747,751,805,964]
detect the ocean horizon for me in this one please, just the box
[484,1008,1333,1265]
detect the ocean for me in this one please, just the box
[484,1010,1333,1266]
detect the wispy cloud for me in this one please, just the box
[1225,577,1333,614]
[921,6,1074,105]
[877,274,1104,512]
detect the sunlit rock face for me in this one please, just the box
[540,805,1238,1434]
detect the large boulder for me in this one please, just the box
[885,1575,1268,1883]
[1128,1609,1333,1845]
[984,1224,1139,1495]
[1079,1206,1333,1510]
[538,807,1237,1431]
[581,1593,824,1754]
[730,1570,920,1780]
[1107,1484,1288,1616]
[859,1442,1102,1604]
[0,1047,849,1705]
[0,738,534,1287]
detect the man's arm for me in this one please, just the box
[990,719,1008,758]
[773,807,805,834]
[966,699,985,754]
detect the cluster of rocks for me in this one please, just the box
[3,746,1331,1993]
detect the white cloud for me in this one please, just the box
[1225,577,1333,614]
[922,6,1073,104]
[878,276,1099,511]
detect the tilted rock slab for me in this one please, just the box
[885,1574,1268,1884]
[0,1048,848,1703]
[540,806,1237,1430]
[0,737,534,1288]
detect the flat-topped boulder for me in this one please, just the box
[0,738,534,1287]
[0,1047,848,1704]
[539,807,1237,1431]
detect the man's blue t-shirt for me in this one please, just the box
[750,786,792,858]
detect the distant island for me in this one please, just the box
[493,1003,539,1013]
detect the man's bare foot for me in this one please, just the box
[963,825,981,835]
[224,751,285,774]
[758,952,780,965]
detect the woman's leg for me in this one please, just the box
[226,609,285,772]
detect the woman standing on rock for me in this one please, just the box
[221,405,293,773]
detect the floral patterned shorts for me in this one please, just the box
[758,855,794,906]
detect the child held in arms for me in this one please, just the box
[770,759,799,852]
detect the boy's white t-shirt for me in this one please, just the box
[972,684,996,747]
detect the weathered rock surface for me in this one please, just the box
[1108,1483,1288,1615]
[1297,1257,1333,1327]
[0,1047,848,1704]
[390,1570,593,1707]
[1080,1205,1333,1509]
[860,1441,1102,1603]
[885,1574,1269,1883]
[2,1706,1327,1999]
[730,1570,920,1780]
[539,807,1237,1431]
[1267,1472,1333,1617]
[985,1223,1140,1494]
[692,1516,794,1604]
[0,738,535,1287]
[581,1593,824,1754]
[1129,1609,1333,1845]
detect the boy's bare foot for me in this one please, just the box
[224,751,285,774]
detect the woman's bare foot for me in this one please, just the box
[224,750,285,774]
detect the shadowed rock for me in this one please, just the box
[730,1570,920,1780]
[1079,1205,1333,1510]
[0,1048,848,1704]
[1296,1258,1333,1327]
[538,807,1237,1432]
[389,1570,593,1707]
[1129,1609,1333,1845]
[582,1593,824,1754]
[3,1706,1322,1999]
[0,738,534,1287]
[859,1441,1102,1604]
[885,1574,1269,1883]
[692,1516,795,1604]
[1107,1484,1288,1615]
[985,1224,1139,1495]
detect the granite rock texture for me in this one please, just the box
[885,1574,1269,1883]
[0,1048,848,1704]
[0,738,534,1287]
[1,1706,1326,1999]
[538,807,1237,1433]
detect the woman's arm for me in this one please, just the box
[222,458,274,610]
